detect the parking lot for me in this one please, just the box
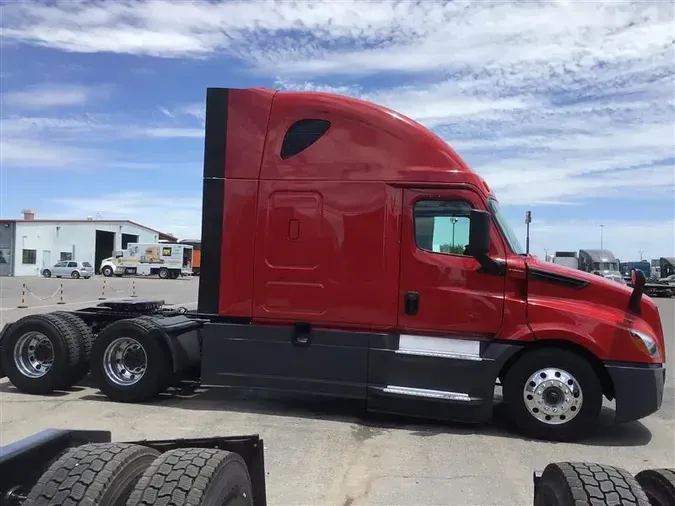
[0,275,673,506]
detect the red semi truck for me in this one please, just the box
[0,87,666,444]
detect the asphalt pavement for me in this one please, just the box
[0,276,673,506]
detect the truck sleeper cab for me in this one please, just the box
[0,87,666,442]
[197,88,665,441]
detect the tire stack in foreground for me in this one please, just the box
[18,442,255,506]
[12,442,675,506]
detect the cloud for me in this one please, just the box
[0,114,203,170]
[1,0,673,256]
[0,138,94,169]
[50,191,202,238]
[1,83,109,109]
[527,218,675,262]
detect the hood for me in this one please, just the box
[525,256,664,357]
[527,256,633,301]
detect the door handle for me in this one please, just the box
[404,292,419,316]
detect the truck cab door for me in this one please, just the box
[398,188,507,337]
[365,188,509,422]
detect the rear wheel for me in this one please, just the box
[503,348,602,441]
[127,447,253,506]
[26,443,159,506]
[0,314,80,394]
[534,462,649,506]
[158,268,169,279]
[90,318,172,402]
[635,468,675,506]
[71,270,80,279]
[52,311,94,385]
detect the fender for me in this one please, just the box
[144,316,203,373]
[527,296,658,363]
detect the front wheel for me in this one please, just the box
[101,265,113,277]
[42,269,51,278]
[71,270,80,279]
[502,348,603,441]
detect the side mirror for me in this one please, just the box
[631,268,646,289]
[468,209,490,256]
[628,268,646,314]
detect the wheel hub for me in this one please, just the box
[103,337,148,386]
[13,332,54,378]
[523,368,583,425]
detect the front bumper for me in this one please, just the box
[605,362,666,423]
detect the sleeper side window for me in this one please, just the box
[280,119,331,159]
[414,199,472,256]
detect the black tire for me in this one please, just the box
[158,268,169,279]
[52,311,94,385]
[534,462,649,506]
[42,269,51,278]
[0,314,81,394]
[127,447,253,506]
[102,266,113,277]
[502,348,602,441]
[635,468,675,506]
[26,442,159,506]
[90,317,172,403]
[71,270,80,279]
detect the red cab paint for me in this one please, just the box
[214,87,665,367]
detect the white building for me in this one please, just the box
[0,210,176,276]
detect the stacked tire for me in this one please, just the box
[534,462,675,506]
[23,443,254,506]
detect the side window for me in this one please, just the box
[280,119,331,159]
[67,261,77,268]
[414,199,472,256]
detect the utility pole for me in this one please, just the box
[639,250,644,261]
[599,224,605,249]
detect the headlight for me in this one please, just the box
[629,329,660,358]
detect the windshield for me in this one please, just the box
[593,261,619,271]
[488,197,525,255]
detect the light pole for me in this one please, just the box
[451,217,459,247]
[639,250,644,261]
[599,224,605,249]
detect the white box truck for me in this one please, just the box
[99,243,193,279]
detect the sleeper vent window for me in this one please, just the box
[280,119,331,160]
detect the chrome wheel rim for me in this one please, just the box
[103,337,147,386]
[523,368,583,425]
[13,332,54,378]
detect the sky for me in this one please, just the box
[0,0,673,262]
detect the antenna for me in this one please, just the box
[525,210,532,256]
